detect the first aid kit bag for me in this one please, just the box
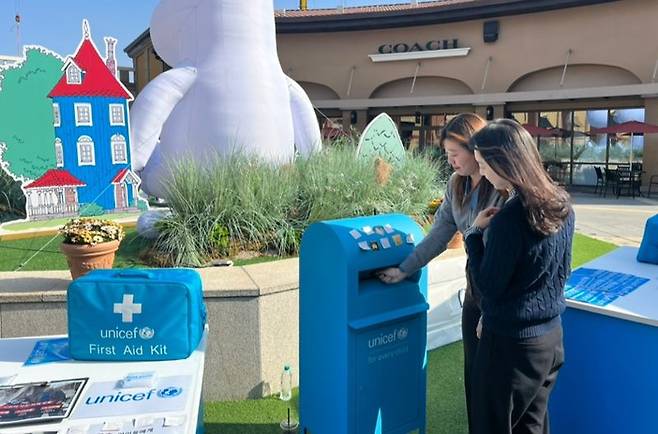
[67,269,206,361]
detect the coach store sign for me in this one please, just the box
[370,38,471,62]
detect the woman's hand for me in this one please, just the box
[473,207,500,230]
[377,267,407,284]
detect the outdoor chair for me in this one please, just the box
[649,175,658,198]
[616,167,635,198]
[594,166,605,195]
[603,168,619,198]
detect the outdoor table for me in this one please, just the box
[549,247,658,434]
[0,328,207,434]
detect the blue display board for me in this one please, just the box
[564,268,649,306]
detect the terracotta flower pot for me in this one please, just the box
[447,232,464,250]
[60,240,120,279]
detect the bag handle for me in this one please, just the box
[113,270,153,279]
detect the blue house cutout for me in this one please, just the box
[43,20,139,215]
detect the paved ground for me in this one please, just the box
[570,191,658,247]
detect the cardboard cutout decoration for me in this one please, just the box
[130,0,322,198]
[0,20,142,226]
[0,47,63,182]
[356,113,406,165]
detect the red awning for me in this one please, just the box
[590,120,658,135]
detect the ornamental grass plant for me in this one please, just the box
[152,144,449,267]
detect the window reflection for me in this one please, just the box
[511,107,645,186]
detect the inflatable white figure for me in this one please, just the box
[130,0,322,198]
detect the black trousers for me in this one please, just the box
[461,291,481,434]
[470,324,564,434]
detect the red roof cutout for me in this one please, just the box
[112,168,140,184]
[112,168,128,183]
[24,169,86,189]
[49,36,132,100]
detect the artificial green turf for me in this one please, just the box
[204,342,468,434]
[0,230,287,271]
[571,232,617,268]
[203,233,618,433]
[0,228,151,272]
[1,212,139,231]
[204,389,301,434]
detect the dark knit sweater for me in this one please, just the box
[464,196,575,338]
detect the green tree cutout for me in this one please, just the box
[0,47,64,181]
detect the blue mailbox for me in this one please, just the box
[300,214,428,434]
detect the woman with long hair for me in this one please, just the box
[464,119,574,434]
[378,113,505,432]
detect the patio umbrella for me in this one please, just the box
[590,120,658,164]
[522,124,566,162]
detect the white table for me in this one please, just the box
[550,247,658,434]
[0,329,206,434]
[564,246,658,326]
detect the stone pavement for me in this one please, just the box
[570,191,658,247]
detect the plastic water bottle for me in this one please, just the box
[280,364,292,401]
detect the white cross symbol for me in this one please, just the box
[113,294,142,323]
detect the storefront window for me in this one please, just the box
[512,107,645,186]
[511,112,528,124]
[397,113,456,152]
[607,108,645,164]
[571,110,606,185]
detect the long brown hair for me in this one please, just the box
[439,113,494,210]
[469,119,572,235]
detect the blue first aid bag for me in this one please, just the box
[637,214,658,265]
[67,269,206,361]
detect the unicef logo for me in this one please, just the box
[139,327,155,340]
[396,328,409,341]
[157,387,182,398]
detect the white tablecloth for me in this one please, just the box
[0,329,206,434]
[566,247,658,327]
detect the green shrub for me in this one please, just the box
[152,144,448,267]
[209,222,230,256]
[79,203,105,217]
[0,169,26,223]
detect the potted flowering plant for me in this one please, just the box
[59,217,125,279]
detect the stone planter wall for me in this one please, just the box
[0,251,466,401]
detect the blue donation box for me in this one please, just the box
[300,214,428,434]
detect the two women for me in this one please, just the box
[378,113,504,431]
[380,116,573,434]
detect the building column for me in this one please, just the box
[643,97,658,187]
[341,110,351,131]
[355,109,368,133]
[474,105,487,119]
[474,104,505,121]
[342,109,368,134]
